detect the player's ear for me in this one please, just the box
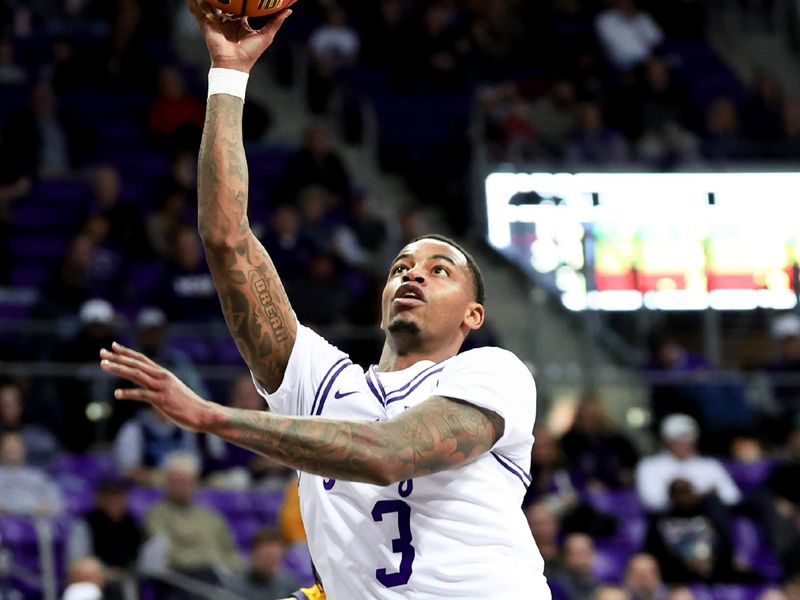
[463,302,484,331]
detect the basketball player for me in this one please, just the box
[99,1,550,597]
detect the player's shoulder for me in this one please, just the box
[454,345,528,368]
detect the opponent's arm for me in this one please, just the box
[190,0,296,391]
[100,344,503,485]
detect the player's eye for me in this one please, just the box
[392,264,408,275]
[432,265,449,276]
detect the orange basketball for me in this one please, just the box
[205,0,298,18]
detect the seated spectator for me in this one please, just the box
[564,101,629,166]
[277,123,352,203]
[0,380,59,467]
[1,79,93,178]
[528,79,579,156]
[82,478,144,573]
[763,314,800,432]
[644,478,756,584]
[760,590,790,600]
[523,427,580,510]
[703,96,751,160]
[286,252,356,328]
[665,588,695,600]
[114,408,211,486]
[624,553,667,600]
[226,529,299,599]
[307,5,360,113]
[560,392,639,489]
[595,0,664,72]
[52,299,118,452]
[86,165,150,258]
[594,587,632,600]
[635,414,741,513]
[635,57,699,168]
[549,533,599,600]
[145,453,241,589]
[154,226,220,322]
[0,432,63,515]
[759,421,800,577]
[785,575,800,600]
[62,557,104,600]
[146,182,192,261]
[207,374,292,489]
[147,65,205,152]
[525,501,561,579]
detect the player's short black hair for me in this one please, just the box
[409,234,486,305]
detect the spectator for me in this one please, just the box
[549,533,599,600]
[760,591,790,600]
[86,165,149,258]
[82,478,143,571]
[743,70,784,142]
[525,501,561,579]
[624,553,667,600]
[307,5,360,113]
[34,235,103,319]
[528,79,580,156]
[62,557,104,600]
[0,432,63,515]
[146,182,192,261]
[277,123,352,203]
[635,57,699,168]
[261,204,315,280]
[523,427,580,509]
[114,407,210,486]
[147,65,205,152]
[145,453,241,589]
[594,587,632,600]
[1,79,93,178]
[52,298,118,452]
[703,96,751,160]
[0,380,59,467]
[635,414,741,513]
[595,0,664,72]
[155,226,219,322]
[560,392,639,489]
[226,529,299,599]
[763,314,800,429]
[643,478,754,584]
[285,251,356,328]
[207,374,292,489]
[759,421,800,577]
[564,101,630,166]
[665,588,695,600]
[785,576,800,600]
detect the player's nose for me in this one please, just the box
[401,269,425,284]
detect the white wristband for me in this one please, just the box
[208,67,249,101]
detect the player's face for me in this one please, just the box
[380,239,483,341]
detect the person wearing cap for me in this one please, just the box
[635,414,741,513]
[61,557,104,600]
[51,299,117,452]
[764,313,800,431]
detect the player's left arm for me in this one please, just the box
[99,343,503,485]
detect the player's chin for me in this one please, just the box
[387,316,421,336]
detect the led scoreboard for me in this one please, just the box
[485,172,800,311]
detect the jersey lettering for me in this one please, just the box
[372,500,415,587]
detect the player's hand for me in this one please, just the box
[187,0,291,73]
[100,342,222,432]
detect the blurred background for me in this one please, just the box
[1,0,800,599]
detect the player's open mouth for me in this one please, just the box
[393,284,425,308]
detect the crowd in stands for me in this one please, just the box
[1,0,800,599]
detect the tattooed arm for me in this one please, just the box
[189,0,295,391]
[100,344,504,485]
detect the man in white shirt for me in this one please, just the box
[595,0,664,72]
[635,414,741,513]
[99,2,549,598]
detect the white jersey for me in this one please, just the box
[255,323,550,599]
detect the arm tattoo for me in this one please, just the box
[197,95,296,391]
[210,396,504,485]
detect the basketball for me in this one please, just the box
[205,0,298,18]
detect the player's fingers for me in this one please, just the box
[114,388,159,403]
[111,342,159,367]
[258,9,291,40]
[100,358,157,389]
[100,349,162,379]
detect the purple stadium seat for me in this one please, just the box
[9,265,50,287]
[229,516,264,551]
[593,543,628,582]
[585,488,643,518]
[722,459,774,495]
[731,517,783,580]
[247,489,285,525]
[284,543,314,586]
[48,453,116,484]
[195,489,253,518]
[710,584,771,600]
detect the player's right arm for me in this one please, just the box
[190,0,296,391]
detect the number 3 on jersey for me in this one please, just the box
[371,500,415,587]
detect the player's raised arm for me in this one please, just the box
[189,0,296,391]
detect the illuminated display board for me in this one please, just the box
[485,172,800,311]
